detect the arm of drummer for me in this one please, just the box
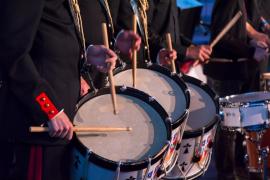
[86,45,117,72]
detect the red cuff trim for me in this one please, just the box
[36,92,59,120]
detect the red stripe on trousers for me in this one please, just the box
[27,145,42,180]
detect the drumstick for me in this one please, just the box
[30,126,132,133]
[165,33,176,73]
[132,14,137,88]
[210,11,242,48]
[193,11,243,66]
[101,23,118,114]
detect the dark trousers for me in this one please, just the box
[0,142,71,180]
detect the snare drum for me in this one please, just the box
[71,86,171,180]
[220,92,270,131]
[113,63,190,174]
[164,75,219,180]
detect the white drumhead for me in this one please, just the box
[113,69,187,122]
[74,94,168,162]
[185,82,216,131]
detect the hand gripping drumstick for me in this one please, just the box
[193,11,243,66]
[30,126,132,133]
[165,33,176,73]
[132,14,137,88]
[101,23,118,114]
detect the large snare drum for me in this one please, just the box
[165,75,219,180]
[113,63,190,174]
[71,86,171,180]
[220,92,270,131]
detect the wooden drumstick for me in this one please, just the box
[210,11,242,48]
[30,126,132,133]
[193,11,243,66]
[165,33,176,73]
[102,23,118,114]
[132,14,137,88]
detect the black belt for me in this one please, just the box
[210,58,249,63]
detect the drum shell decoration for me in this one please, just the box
[164,75,219,180]
[71,86,171,180]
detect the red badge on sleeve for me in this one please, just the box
[35,92,59,120]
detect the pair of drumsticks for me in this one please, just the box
[31,11,242,133]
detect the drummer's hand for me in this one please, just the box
[186,45,212,63]
[86,45,117,73]
[47,111,73,140]
[80,76,90,97]
[115,30,141,59]
[158,48,177,66]
[252,32,270,47]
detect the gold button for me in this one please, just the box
[144,46,148,50]
[40,97,46,102]
[49,110,55,114]
[108,24,111,27]
[45,104,50,108]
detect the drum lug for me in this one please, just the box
[143,157,152,180]
[244,154,249,164]
[166,117,172,123]
[148,96,155,102]
[146,61,152,67]
[114,161,122,180]
[120,85,127,92]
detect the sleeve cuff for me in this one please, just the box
[35,92,62,120]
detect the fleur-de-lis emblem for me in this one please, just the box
[180,162,188,171]
[183,143,191,154]
[126,176,136,180]
[74,155,81,169]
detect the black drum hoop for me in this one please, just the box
[181,75,220,139]
[114,63,190,130]
[73,86,171,171]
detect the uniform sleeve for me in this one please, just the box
[0,0,64,125]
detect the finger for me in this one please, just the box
[202,47,212,55]
[198,54,205,62]
[193,60,200,67]
[105,48,117,58]
[54,121,64,138]
[48,120,58,137]
[66,125,73,140]
[58,119,70,139]
[201,51,210,61]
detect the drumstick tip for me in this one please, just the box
[127,127,132,131]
